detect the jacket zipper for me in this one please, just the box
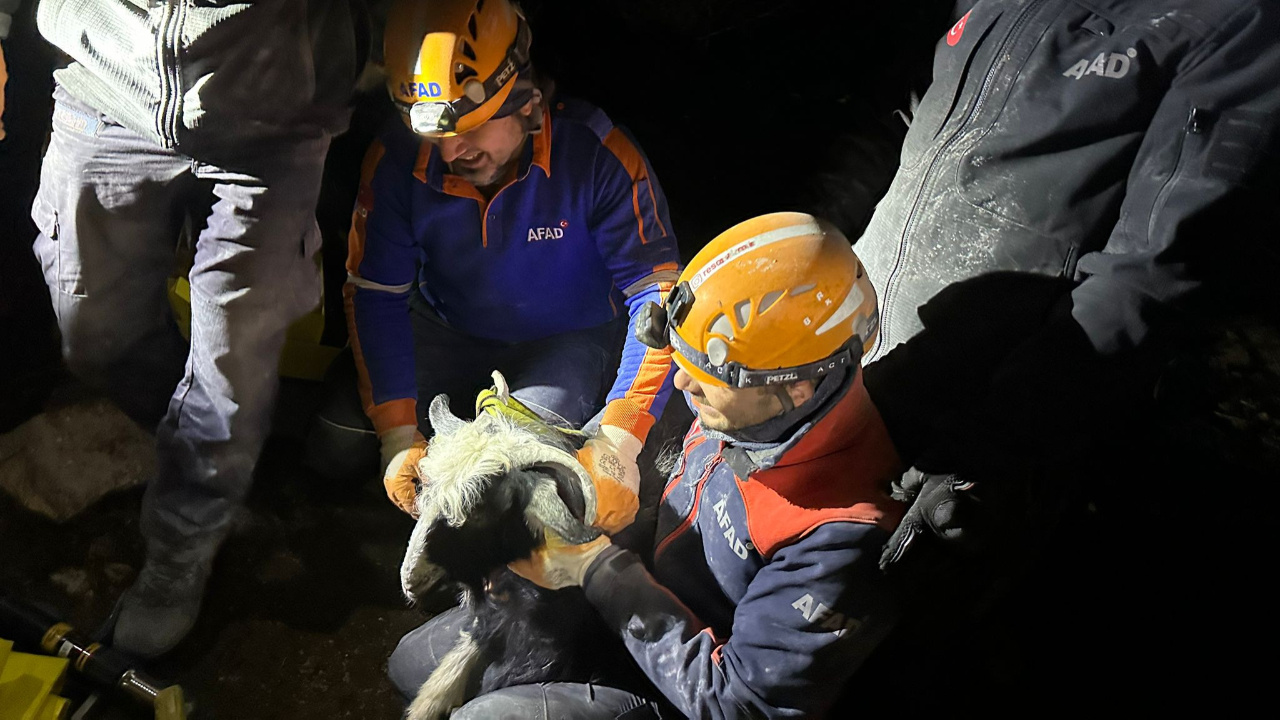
[653,449,720,561]
[1146,107,1199,241]
[154,1,186,148]
[879,0,1049,352]
[660,434,707,501]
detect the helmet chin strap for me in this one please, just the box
[721,366,852,446]
[770,384,796,413]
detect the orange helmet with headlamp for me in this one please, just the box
[635,212,879,389]
[384,0,532,137]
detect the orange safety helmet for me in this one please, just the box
[384,0,533,137]
[635,212,879,388]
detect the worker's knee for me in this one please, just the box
[386,634,425,700]
[387,608,473,700]
[450,689,542,720]
[452,683,658,720]
[58,315,134,382]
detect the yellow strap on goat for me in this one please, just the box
[474,373,585,445]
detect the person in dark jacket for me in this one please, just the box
[403,212,903,720]
[14,0,366,657]
[854,0,1280,563]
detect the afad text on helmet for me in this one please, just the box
[401,82,443,98]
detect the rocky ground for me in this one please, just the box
[1,381,423,719]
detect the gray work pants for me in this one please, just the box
[31,85,329,548]
[388,607,661,720]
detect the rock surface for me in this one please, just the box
[0,398,153,523]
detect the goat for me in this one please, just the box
[398,374,647,720]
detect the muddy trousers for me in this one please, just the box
[388,607,661,720]
[31,85,330,549]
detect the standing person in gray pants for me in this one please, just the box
[9,0,367,658]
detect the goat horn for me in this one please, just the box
[490,370,511,402]
[427,394,466,436]
[526,478,602,546]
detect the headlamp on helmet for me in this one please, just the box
[634,281,694,351]
[390,2,533,138]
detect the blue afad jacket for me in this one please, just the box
[584,373,907,719]
[345,97,680,435]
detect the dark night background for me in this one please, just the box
[1,1,1275,717]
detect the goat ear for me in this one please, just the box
[428,394,467,436]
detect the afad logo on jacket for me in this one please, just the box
[792,593,866,637]
[528,220,570,242]
[1063,48,1137,80]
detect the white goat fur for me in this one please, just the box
[415,410,566,529]
[405,629,484,720]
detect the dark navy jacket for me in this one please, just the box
[584,374,906,719]
[858,0,1280,361]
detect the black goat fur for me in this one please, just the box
[418,465,652,700]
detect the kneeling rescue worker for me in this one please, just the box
[510,212,909,718]
[323,0,680,533]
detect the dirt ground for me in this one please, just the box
[1,380,425,719]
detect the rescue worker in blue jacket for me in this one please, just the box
[324,0,681,534]
[400,212,901,719]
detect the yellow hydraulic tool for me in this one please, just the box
[0,638,71,720]
[0,597,186,720]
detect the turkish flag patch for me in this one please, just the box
[947,10,972,47]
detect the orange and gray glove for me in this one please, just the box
[509,529,612,590]
[577,399,651,535]
[380,425,428,517]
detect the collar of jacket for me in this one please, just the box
[769,371,891,468]
[721,370,908,557]
[412,105,553,190]
[711,368,886,477]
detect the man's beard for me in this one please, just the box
[449,138,526,189]
[450,157,507,188]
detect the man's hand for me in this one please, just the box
[879,468,991,571]
[381,425,428,517]
[509,531,612,590]
[577,421,644,535]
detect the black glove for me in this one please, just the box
[879,468,992,572]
